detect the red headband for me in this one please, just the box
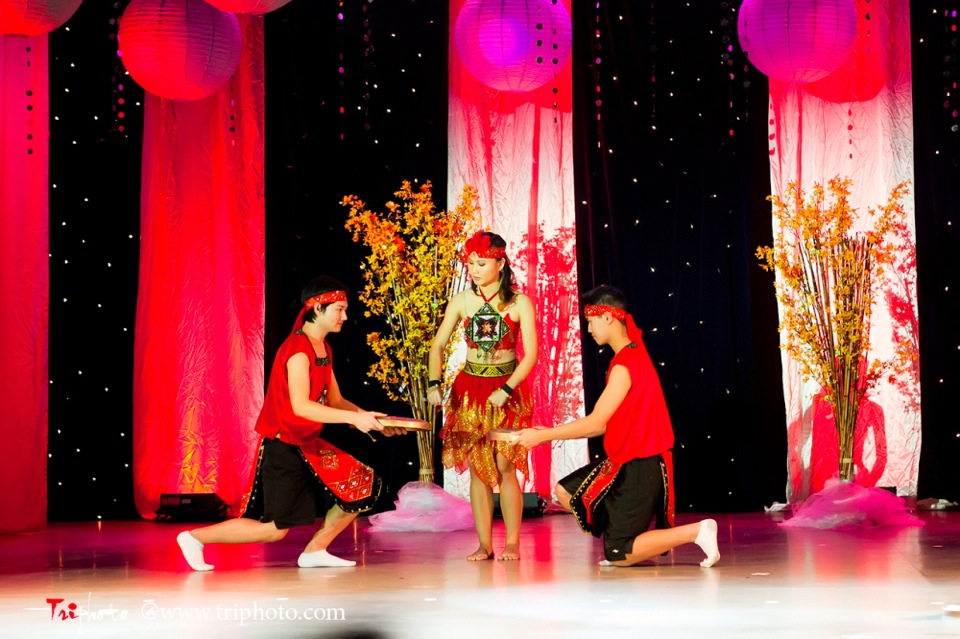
[584,304,643,344]
[584,304,626,320]
[462,232,507,263]
[291,290,347,334]
[304,290,347,307]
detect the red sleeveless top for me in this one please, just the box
[255,331,331,445]
[602,334,674,464]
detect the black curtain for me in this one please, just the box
[912,5,960,502]
[571,1,784,512]
[263,1,450,511]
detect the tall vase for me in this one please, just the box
[409,388,438,486]
[416,431,435,485]
[834,393,859,482]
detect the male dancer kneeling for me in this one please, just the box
[511,285,720,568]
[176,276,402,571]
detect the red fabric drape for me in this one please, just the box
[133,17,265,518]
[0,36,49,533]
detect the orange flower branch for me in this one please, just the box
[344,181,480,482]
[757,177,912,482]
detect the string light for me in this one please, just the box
[944,6,958,132]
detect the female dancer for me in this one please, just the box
[427,232,537,561]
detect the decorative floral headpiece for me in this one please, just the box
[462,231,507,263]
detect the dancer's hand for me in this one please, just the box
[487,388,509,408]
[510,427,547,449]
[380,426,407,437]
[351,410,386,433]
[427,386,442,406]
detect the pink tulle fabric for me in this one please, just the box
[368,482,475,532]
[781,478,924,529]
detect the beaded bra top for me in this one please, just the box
[463,299,519,353]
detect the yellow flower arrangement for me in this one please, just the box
[344,181,480,482]
[757,176,911,482]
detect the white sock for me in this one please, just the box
[298,549,356,568]
[598,559,615,567]
[695,519,721,568]
[177,531,213,572]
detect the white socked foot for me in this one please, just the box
[695,519,720,568]
[177,531,213,572]
[298,549,356,568]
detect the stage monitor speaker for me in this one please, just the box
[493,493,546,518]
[155,493,229,522]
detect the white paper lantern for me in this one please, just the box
[455,0,572,93]
[737,0,858,84]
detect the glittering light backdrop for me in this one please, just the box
[133,16,265,518]
[760,0,922,500]
[0,36,49,533]
[447,0,586,499]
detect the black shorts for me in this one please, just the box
[244,438,335,529]
[559,455,668,561]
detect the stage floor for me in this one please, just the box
[2,510,960,638]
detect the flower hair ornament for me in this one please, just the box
[462,231,507,263]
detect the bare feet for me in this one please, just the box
[695,519,721,567]
[498,543,520,561]
[466,546,494,561]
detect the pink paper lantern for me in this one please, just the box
[0,0,82,36]
[737,0,858,84]
[454,0,572,93]
[118,0,242,102]
[202,0,291,14]
[804,0,889,104]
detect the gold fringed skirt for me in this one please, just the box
[440,361,533,487]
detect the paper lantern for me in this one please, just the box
[804,0,888,103]
[0,0,82,36]
[118,0,242,102]
[737,0,858,84]
[454,0,572,93]
[202,0,291,14]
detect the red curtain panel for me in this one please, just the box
[0,35,49,533]
[133,16,265,519]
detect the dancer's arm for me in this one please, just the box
[427,294,463,405]
[489,294,538,408]
[511,364,632,447]
[288,353,384,433]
